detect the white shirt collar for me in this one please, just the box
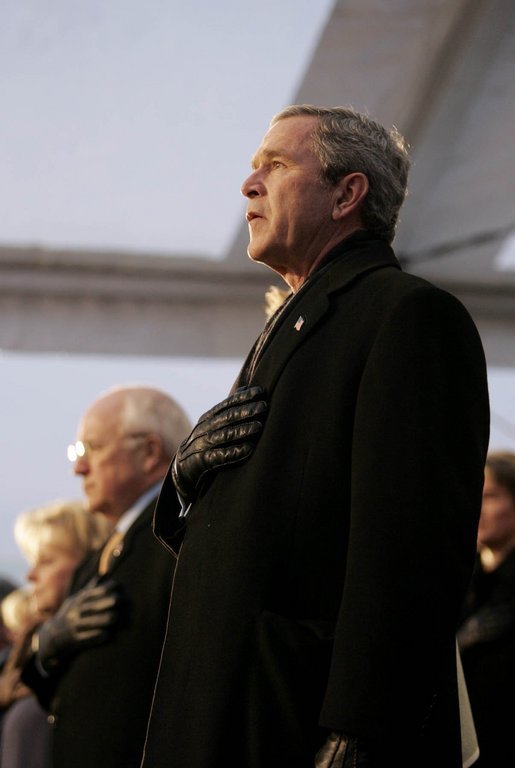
[115,482,162,536]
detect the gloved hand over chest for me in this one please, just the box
[171,385,267,504]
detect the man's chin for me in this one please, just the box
[85,497,107,516]
[247,244,260,262]
[84,497,96,512]
[247,244,275,270]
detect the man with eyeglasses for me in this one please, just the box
[21,385,191,768]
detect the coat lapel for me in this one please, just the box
[243,236,401,393]
[105,501,157,576]
[75,501,158,585]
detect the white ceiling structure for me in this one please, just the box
[1,0,514,364]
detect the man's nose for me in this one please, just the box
[73,455,89,476]
[241,170,262,198]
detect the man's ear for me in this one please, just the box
[332,172,369,221]
[142,434,164,472]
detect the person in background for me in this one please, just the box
[0,499,110,768]
[142,105,490,768]
[0,580,19,673]
[0,587,34,744]
[458,451,515,767]
[22,385,191,768]
[0,587,39,712]
[264,284,291,320]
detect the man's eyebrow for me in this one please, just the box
[251,146,290,169]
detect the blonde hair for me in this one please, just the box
[14,499,112,565]
[264,285,292,320]
[0,587,35,633]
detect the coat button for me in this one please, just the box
[47,714,56,726]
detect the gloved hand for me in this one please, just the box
[315,732,357,767]
[34,579,120,670]
[171,385,267,503]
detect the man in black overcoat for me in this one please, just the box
[142,106,490,767]
[22,385,191,768]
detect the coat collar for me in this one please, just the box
[235,233,401,392]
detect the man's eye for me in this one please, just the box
[271,160,284,170]
[84,441,104,453]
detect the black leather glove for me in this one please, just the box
[171,385,267,503]
[34,579,120,669]
[315,732,358,767]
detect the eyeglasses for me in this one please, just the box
[67,433,150,463]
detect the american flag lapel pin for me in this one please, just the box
[294,315,305,332]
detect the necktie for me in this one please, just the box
[98,530,124,575]
[239,291,294,387]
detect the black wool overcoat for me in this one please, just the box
[143,234,490,768]
[23,500,175,768]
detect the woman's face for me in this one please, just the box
[27,542,80,615]
[478,467,515,553]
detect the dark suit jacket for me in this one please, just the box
[23,499,175,768]
[143,234,490,768]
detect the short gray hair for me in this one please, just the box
[112,386,191,461]
[271,105,410,243]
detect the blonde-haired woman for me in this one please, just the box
[0,500,111,768]
[15,500,111,617]
[0,587,36,711]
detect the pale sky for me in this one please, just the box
[0,0,335,256]
[0,0,336,580]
